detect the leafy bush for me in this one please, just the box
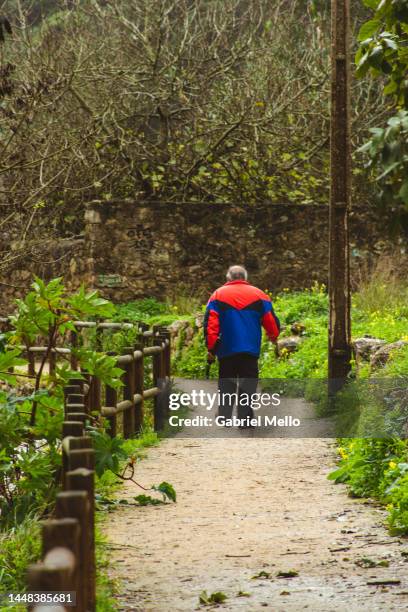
[0,278,126,593]
[324,269,408,534]
[174,332,217,379]
[114,298,168,322]
[329,438,408,534]
[0,516,41,593]
[0,387,63,527]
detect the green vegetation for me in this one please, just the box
[0,277,122,523]
[0,279,122,603]
[199,591,228,606]
[0,517,41,593]
[95,528,118,612]
[176,331,213,379]
[356,0,408,224]
[329,438,408,534]
[0,280,173,606]
[327,273,408,535]
[171,279,408,382]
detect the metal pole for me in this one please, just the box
[329,0,352,395]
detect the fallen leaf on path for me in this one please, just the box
[199,591,228,606]
[355,557,389,568]
[367,579,401,586]
[251,571,270,579]
[236,591,251,597]
[277,570,299,578]
[329,546,350,552]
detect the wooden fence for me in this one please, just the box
[0,318,172,611]
[0,318,172,434]
[28,379,95,612]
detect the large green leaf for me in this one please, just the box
[67,285,115,319]
[0,350,27,385]
[89,430,127,477]
[358,19,380,42]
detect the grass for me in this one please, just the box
[113,297,197,327]
[95,524,120,612]
[353,255,408,315]
[0,516,41,610]
[172,278,408,382]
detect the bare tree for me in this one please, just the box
[0,0,385,290]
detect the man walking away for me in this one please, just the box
[204,265,280,424]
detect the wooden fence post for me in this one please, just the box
[41,518,81,611]
[65,469,96,612]
[70,329,79,371]
[61,436,93,489]
[65,413,87,424]
[80,372,92,414]
[157,325,171,377]
[65,392,85,406]
[105,383,118,438]
[28,546,76,612]
[152,347,164,432]
[62,422,84,438]
[122,347,135,438]
[68,378,85,393]
[64,384,82,407]
[68,448,95,472]
[88,375,101,417]
[55,493,90,612]
[156,333,166,420]
[161,332,171,419]
[134,343,144,433]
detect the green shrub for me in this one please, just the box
[329,438,408,534]
[174,332,216,379]
[0,517,41,593]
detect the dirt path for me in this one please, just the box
[105,382,408,612]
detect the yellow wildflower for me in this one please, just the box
[339,447,348,460]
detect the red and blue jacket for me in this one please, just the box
[204,280,280,359]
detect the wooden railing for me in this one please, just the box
[28,379,95,611]
[0,318,172,611]
[0,318,172,433]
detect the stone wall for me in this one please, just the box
[83,199,404,302]
[1,198,405,313]
[0,236,88,313]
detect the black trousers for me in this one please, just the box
[218,353,259,420]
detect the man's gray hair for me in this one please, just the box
[226,265,248,281]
